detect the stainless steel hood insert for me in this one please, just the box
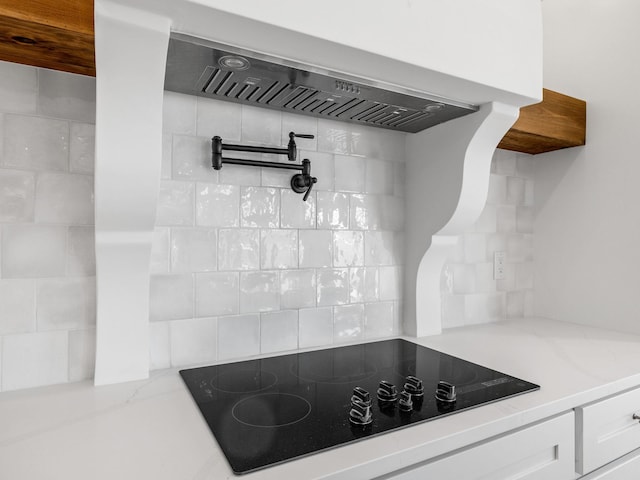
[165,34,479,133]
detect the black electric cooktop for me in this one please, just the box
[180,339,539,475]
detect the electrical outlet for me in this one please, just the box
[493,251,506,280]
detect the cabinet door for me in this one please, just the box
[579,447,640,480]
[383,413,574,480]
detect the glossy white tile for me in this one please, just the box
[365,231,395,265]
[261,168,293,188]
[217,229,260,270]
[261,310,298,354]
[0,169,35,222]
[170,227,217,273]
[379,266,401,301]
[68,328,96,382]
[150,227,170,274]
[170,317,217,367]
[156,180,194,226]
[317,192,349,229]
[161,133,172,180]
[298,307,333,348]
[172,135,215,181]
[450,264,476,295]
[496,205,517,233]
[516,263,534,290]
[36,277,96,331]
[281,113,317,153]
[149,321,170,370]
[493,149,517,176]
[351,194,382,230]
[317,119,362,156]
[196,183,239,227]
[1,331,68,391]
[364,302,394,339]
[38,69,96,123]
[0,61,37,114]
[280,269,316,309]
[334,154,365,193]
[302,150,334,191]
[506,176,525,205]
[66,226,96,276]
[475,262,496,293]
[241,187,279,228]
[35,173,94,225]
[280,189,315,228]
[163,91,196,135]
[69,123,95,174]
[316,268,348,306]
[149,274,194,322]
[486,174,507,205]
[349,267,378,303]
[393,162,405,197]
[472,205,497,233]
[195,272,239,317]
[333,304,364,343]
[219,165,262,186]
[441,294,466,329]
[464,293,505,325]
[464,233,487,263]
[333,231,364,267]
[261,230,298,269]
[196,97,241,140]
[0,279,36,335]
[241,104,282,146]
[381,196,404,231]
[365,159,394,195]
[239,271,279,313]
[3,114,69,171]
[516,206,534,233]
[506,291,525,318]
[299,230,332,268]
[217,314,260,360]
[1,225,66,278]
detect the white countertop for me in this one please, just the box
[2,318,640,480]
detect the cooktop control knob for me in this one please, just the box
[351,386,371,407]
[435,381,457,403]
[404,376,424,397]
[349,399,373,425]
[398,391,413,412]
[377,380,398,403]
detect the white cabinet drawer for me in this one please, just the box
[576,387,640,475]
[384,413,574,480]
[579,447,640,480]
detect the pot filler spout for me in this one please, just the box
[164,33,479,134]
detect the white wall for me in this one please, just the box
[534,0,640,333]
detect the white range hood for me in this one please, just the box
[93,0,542,385]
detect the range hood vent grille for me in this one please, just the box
[165,34,479,134]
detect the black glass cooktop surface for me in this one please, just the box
[179,339,539,475]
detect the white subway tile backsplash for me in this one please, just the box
[0,61,37,114]
[282,114,318,153]
[2,225,66,278]
[242,104,282,146]
[365,159,394,195]
[163,91,196,135]
[365,231,395,266]
[507,234,533,263]
[217,314,260,360]
[0,169,35,222]
[261,167,293,188]
[450,264,476,294]
[349,267,378,303]
[333,231,364,267]
[472,205,497,233]
[149,321,171,370]
[0,279,36,335]
[36,277,96,331]
[68,328,96,382]
[35,173,94,225]
[196,183,239,227]
[157,180,194,226]
[241,187,279,228]
[38,69,96,123]
[333,304,364,343]
[3,114,69,171]
[239,271,279,313]
[506,291,525,318]
[195,272,239,317]
[69,123,95,174]
[506,177,525,205]
[351,194,382,230]
[334,155,365,193]
[170,317,217,366]
[493,149,517,176]
[464,293,505,325]
[317,119,362,156]
[303,151,334,191]
[381,196,404,231]
[441,294,466,329]
[463,233,487,263]
[496,205,517,233]
[299,230,332,268]
[150,227,170,274]
[524,179,534,206]
[317,268,348,306]
[261,310,298,353]
[379,266,401,301]
[281,190,316,228]
[317,192,349,229]
[171,227,217,273]
[516,206,534,233]
[298,307,333,348]
[2,331,68,391]
[149,274,194,322]
[280,269,316,309]
[220,164,263,186]
[475,263,496,293]
[172,135,214,181]
[261,230,298,269]
[218,229,260,270]
[364,302,394,339]
[516,263,534,290]
[197,97,241,141]
[393,163,405,198]
[486,174,507,205]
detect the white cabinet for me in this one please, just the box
[576,387,640,475]
[579,448,640,480]
[382,413,575,480]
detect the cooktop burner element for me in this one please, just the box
[180,339,539,475]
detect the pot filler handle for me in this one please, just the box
[211,132,317,202]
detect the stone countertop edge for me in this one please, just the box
[1,317,640,480]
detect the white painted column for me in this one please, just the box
[404,103,520,336]
[94,1,170,385]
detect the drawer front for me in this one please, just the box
[579,447,640,480]
[576,387,640,475]
[386,413,574,480]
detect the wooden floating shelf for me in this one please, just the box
[0,1,586,155]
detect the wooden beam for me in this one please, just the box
[498,89,586,155]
